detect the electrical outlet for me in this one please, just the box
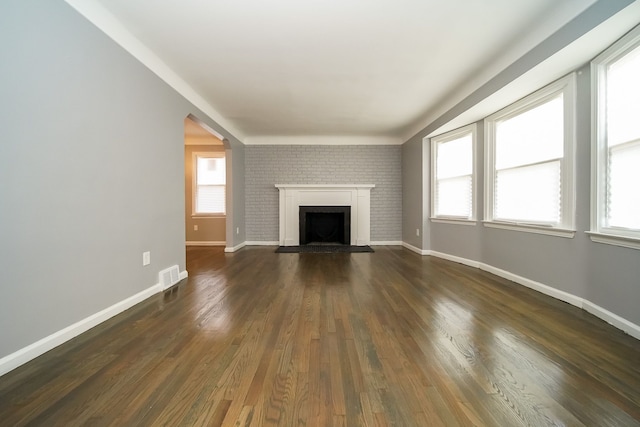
[236,227,240,235]
[416,228,420,236]
[194,224,198,231]
[142,251,151,266]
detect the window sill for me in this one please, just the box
[586,232,640,250]
[191,214,226,219]
[430,217,477,226]
[483,221,575,238]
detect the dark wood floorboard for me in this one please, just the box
[0,246,639,426]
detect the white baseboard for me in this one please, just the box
[430,250,481,268]
[186,241,226,246]
[583,300,640,340]
[402,242,430,255]
[224,241,247,252]
[478,263,584,308]
[420,247,640,341]
[370,241,403,246]
[179,270,188,281]
[0,281,166,377]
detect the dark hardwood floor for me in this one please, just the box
[1,246,639,426]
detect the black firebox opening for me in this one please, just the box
[299,206,351,245]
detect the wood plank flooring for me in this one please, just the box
[0,246,639,426]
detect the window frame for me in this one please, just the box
[484,73,576,238]
[192,151,226,218]
[590,24,640,250]
[430,123,477,224]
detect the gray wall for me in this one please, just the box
[0,0,244,360]
[401,137,426,250]
[229,141,246,246]
[245,145,402,242]
[479,67,591,298]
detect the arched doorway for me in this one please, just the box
[184,115,227,250]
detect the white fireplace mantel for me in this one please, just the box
[275,184,375,246]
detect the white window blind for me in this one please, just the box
[608,141,640,229]
[433,131,473,218]
[494,95,564,224]
[195,156,225,214]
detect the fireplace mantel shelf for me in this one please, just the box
[275,184,375,246]
[275,184,375,189]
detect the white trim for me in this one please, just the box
[192,152,226,216]
[402,242,430,256]
[225,242,247,252]
[275,184,376,189]
[370,241,403,246]
[0,281,167,377]
[429,250,480,268]
[246,241,279,246]
[483,221,576,238]
[243,135,402,145]
[586,232,640,251]
[63,0,244,142]
[590,24,640,241]
[179,270,188,281]
[430,124,477,221]
[478,262,584,307]
[591,45,606,234]
[484,73,576,232]
[430,218,477,226]
[420,247,640,341]
[186,241,226,247]
[583,300,640,341]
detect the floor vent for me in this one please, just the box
[159,265,180,290]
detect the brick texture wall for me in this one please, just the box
[245,145,402,242]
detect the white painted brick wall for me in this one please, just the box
[245,145,402,242]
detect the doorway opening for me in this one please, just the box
[184,115,227,250]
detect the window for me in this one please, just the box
[591,25,640,249]
[193,152,225,216]
[431,124,476,222]
[484,74,576,236]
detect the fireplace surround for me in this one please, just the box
[275,184,375,246]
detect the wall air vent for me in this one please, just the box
[159,265,180,290]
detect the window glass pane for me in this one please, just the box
[608,142,640,229]
[607,45,640,147]
[195,155,225,214]
[495,160,561,223]
[196,185,225,214]
[436,175,472,217]
[437,134,472,179]
[496,95,563,169]
[197,157,225,185]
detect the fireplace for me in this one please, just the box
[275,184,375,246]
[299,206,351,245]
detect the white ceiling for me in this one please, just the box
[67,0,616,143]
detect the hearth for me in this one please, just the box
[299,206,351,245]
